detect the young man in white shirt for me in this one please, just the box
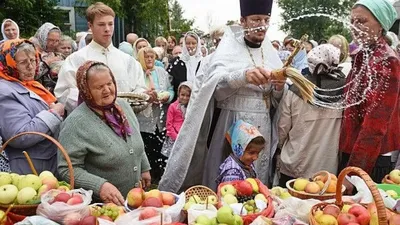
[54,2,151,114]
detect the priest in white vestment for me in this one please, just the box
[159,0,286,192]
[54,3,146,114]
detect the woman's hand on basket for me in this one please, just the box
[99,182,125,206]
[141,171,151,189]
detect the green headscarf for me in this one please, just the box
[354,0,398,32]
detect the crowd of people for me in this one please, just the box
[0,0,399,205]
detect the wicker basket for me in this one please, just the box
[286,171,346,201]
[0,132,75,216]
[185,185,217,203]
[309,167,388,225]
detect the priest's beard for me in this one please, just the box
[244,30,267,45]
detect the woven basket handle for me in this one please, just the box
[0,131,75,189]
[336,167,387,225]
[312,170,331,195]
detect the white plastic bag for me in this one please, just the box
[187,204,218,225]
[165,192,185,222]
[115,207,172,225]
[249,216,273,225]
[273,196,320,223]
[15,216,60,225]
[36,188,92,223]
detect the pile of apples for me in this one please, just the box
[50,192,84,205]
[292,173,338,194]
[219,178,268,215]
[194,206,243,225]
[127,188,176,209]
[90,203,125,221]
[0,171,69,205]
[184,194,218,211]
[314,203,400,225]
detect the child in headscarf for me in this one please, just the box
[216,120,265,186]
[161,81,192,157]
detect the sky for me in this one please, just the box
[177,0,287,41]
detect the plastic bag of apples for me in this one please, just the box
[216,179,274,225]
[36,188,93,223]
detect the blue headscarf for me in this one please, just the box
[225,120,263,158]
[354,0,398,31]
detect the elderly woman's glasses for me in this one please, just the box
[16,59,37,67]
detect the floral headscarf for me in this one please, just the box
[76,61,133,139]
[307,44,341,75]
[33,22,61,52]
[225,120,263,158]
[0,39,56,105]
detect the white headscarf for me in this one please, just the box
[181,31,202,82]
[1,19,20,42]
[133,38,151,59]
[34,22,61,52]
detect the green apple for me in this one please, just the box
[189,194,201,203]
[196,215,211,225]
[17,187,37,204]
[0,209,6,223]
[18,174,42,191]
[254,193,267,202]
[0,172,12,186]
[184,201,194,210]
[220,184,237,197]
[386,190,398,199]
[39,171,55,181]
[233,214,243,225]
[270,187,285,196]
[223,194,238,204]
[210,217,218,225]
[10,173,20,187]
[207,195,218,205]
[0,184,18,204]
[389,169,400,184]
[217,206,235,225]
[280,192,292,199]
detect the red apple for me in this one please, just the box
[235,181,253,196]
[347,223,360,225]
[63,212,82,225]
[161,192,175,206]
[337,213,358,225]
[79,216,99,225]
[67,195,83,205]
[54,192,71,203]
[127,188,145,208]
[139,207,159,220]
[389,214,400,225]
[323,205,341,218]
[142,197,163,208]
[348,205,370,225]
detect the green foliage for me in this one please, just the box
[0,0,66,38]
[278,0,357,41]
[169,0,194,38]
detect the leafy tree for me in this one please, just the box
[278,0,357,41]
[0,0,65,38]
[169,0,194,38]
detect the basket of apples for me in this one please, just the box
[309,166,395,225]
[184,185,218,211]
[125,187,185,222]
[0,132,75,216]
[286,171,346,201]
[216,178,273,225]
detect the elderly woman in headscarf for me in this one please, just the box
[277,44,346,186]
[1,19,19,43]
[166,31,202,100]
[136,47,174,184]
[339,0,400,185]
[58,61,151,205]
[34,22,64,93]
[0,39,65,174]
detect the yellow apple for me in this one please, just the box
[293,178,309,191]
[245,178,259,193]
[341,204,352,213]
[316,214,338,225]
